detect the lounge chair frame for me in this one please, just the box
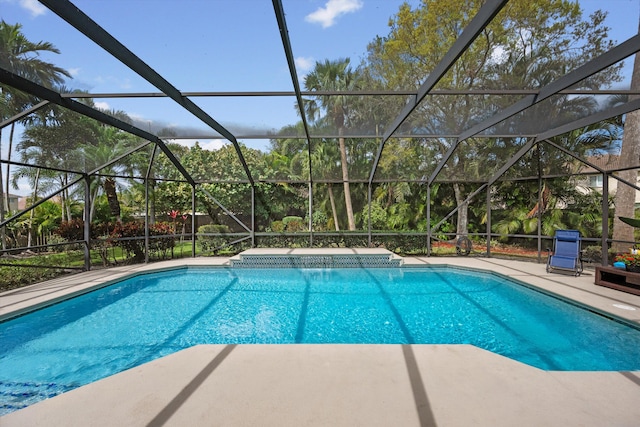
[546,230,584,277]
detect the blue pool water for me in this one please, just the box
[2,266,640,415]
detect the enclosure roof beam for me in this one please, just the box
[159,133,537,140]
[63,89,640,99]
[0,100,49,130]
[85,140,153,177]
[200,187,252,233]
[542,139,608,175]
[2,158,83,175]
[543,139,640,192]
[0,67,196,186]
[272,0,314,185]
[430,183,489,234]
[428,33,640,186]
[485,97,640,187]
[0,171,86,229]
[368,0,509,184]
[39,0,255,186]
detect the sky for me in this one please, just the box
[1,0,639,195]
[1,0,425,152]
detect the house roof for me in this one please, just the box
[579,154,623,173]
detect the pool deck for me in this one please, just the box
[1,251,640,426]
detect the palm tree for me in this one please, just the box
[311,140,342,231]
[0,20,70,249]
[11,149,59,246]
[17,101,100,223]
[304,58,360,231]
[81,126,139,223]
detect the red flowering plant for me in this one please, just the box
[167,209,190,243]
[167,210,183,234]
[614,252,640,267]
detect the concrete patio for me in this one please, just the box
[1,253,640,426]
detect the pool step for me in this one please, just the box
[230,248,403,268]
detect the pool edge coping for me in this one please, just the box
[3,255,640,424]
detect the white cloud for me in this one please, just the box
[67,67,81,78]
[94,101,111,111]
[127,113,147,122]
[173,139,226,151]
[199,139,226,151]
[19,0,47,17]
[305,0,363,28]
[295,56,314,72]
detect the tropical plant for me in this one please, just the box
[80,125,142,223]
[363,0,620,239]
[0,20,71,250]
[282,215,305,232]
[16,99,101,222]
[311,140,342,230]
[197,223,230,252]
[304,58,361,231]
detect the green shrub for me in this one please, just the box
[283,216,305,232]
[56,219,87,242]
[360,202,387,230]
[311,211,328,231]
[108,221,175,262]
[46,234,70,252]
[56,220,113,241]
[149,222,176,259]
[198,224,231,252]
[580,245,599,263]
[0,253,77,292]
[109,221,146,261]
[269,221,284,232]
[256,233,309,248]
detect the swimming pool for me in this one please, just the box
[2,266,640,415]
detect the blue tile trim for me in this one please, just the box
[231,254,402,268]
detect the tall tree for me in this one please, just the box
[304,58,360,231]
[0,20,70,249]
[311,141,342,230]
[363,0,620,238]
[80,126,139,223]
[17,104,100,222]
[0,20,71,249]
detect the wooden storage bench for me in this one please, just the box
[595,266,640,296]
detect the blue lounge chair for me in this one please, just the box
[546,230,583,276]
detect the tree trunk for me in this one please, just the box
[5,123,14,214]
[89,183,99,223]
[149,179,156,225]
[59,175,66,222]
[104,177,122,223]
[65,181,72,221]
[200,199,222,225]
[328,183,340,231]
[453,183,469,239]
[338,127,356,230]
[27,169,40,247]
[612,43,640,252]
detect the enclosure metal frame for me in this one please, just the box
[0,0,638,270]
